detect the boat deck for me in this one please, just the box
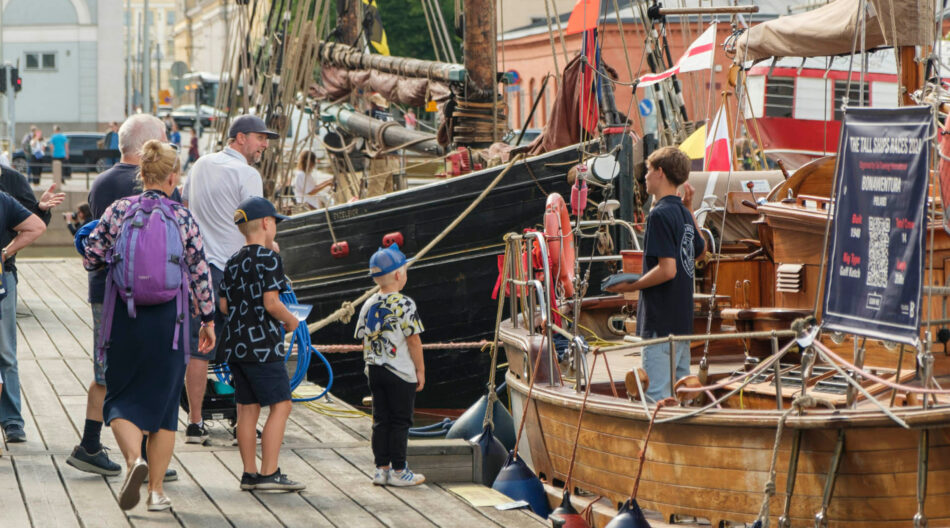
[1,258,549,528]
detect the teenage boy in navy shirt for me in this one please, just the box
[605,146,705,402]
[219,196,304,492]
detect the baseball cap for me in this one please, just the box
[234,196,289,224]
[369,243,412,277]
[228,115,279,139]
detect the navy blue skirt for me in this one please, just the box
[103,294,186,432]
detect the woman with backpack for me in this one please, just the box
[83,140,216,512]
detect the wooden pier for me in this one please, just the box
[0,258,547,527]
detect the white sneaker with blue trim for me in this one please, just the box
[388,467,425,487]
[372,467,390,486]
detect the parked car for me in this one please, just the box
[157,104,174,118]
[170,104,225,130]
[11,132,119,175]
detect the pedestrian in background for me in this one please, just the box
[29,130,45,185]
[293,150,333,210]
[185,134,199,171]
[83,140,216,512]
[48,125,70,180]
[180,115,276,444]
[104,122,120,166]
[20,126,35,179]
[169,122,182,151]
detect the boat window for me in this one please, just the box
[871,82,899,107]
[764,77,794,118]
[833,80,870,121]
[744,76,765,118]
[793,77,831,121]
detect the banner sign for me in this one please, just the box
[822,106,932,346]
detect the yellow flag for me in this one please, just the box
[679,124,706,160]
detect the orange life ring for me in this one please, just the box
[544,193,576,297]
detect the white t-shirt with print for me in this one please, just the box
[355,292,424,383]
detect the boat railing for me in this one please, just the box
[503,231,558,384]
[576,219,642,251]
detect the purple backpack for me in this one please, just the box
[97,194,191,362]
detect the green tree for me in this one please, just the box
[375,0,462,62]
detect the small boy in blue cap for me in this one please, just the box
[219,196,304,492]
[355,243,426,486]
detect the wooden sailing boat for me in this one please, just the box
[497,1,950,526]
[269,0,627,407]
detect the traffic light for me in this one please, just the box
[12,67,21,93]
[0,68,6,94]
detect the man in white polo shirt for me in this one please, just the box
[182,115,278,443]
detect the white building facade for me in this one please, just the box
[3,0,124,136]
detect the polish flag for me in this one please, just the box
[705,105,732,171]
[637,24,717,88]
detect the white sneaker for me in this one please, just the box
[388,467,425,487]
[372,467,389,486]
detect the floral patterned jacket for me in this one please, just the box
[83,189,215,320]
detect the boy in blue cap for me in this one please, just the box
[219,196,305,492]
[355,244,426,486]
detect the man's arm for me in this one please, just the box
[4,214,46,258]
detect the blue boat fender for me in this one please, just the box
[604,498,651,528]
[491,452,552,518]
[446,394,516,451]
[470,423,507,486]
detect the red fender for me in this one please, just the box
[544,193,576,297]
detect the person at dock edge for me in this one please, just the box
[0,168,59,444]
[604,146,706,402]
[355,244,427,487]
[67,114,184,478]
[181,114,276,444]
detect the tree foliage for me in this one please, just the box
[375,0,462,62]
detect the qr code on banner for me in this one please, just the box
[866,216,889,288]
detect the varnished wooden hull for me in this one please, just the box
[502,324,950,528]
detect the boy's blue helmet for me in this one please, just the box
[369,243,411,277]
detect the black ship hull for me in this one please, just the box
[277,144,585,408]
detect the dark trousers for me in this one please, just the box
[368,365,416,470]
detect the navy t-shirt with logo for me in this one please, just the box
[218,244,288,363]
[637,195,704,338]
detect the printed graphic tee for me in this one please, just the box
[219,244,288,363]
[637,195,705,338]
[355,292,425,382]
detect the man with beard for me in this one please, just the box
[181,115,277,444]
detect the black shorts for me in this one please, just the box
[229,361,292,407]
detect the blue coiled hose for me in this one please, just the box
[212,287,333,403]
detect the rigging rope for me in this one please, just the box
[305,152,528,335]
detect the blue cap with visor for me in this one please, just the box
[369,243,411,277]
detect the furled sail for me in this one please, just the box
[733,0,934,63]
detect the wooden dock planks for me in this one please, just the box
[1,259,547,528]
